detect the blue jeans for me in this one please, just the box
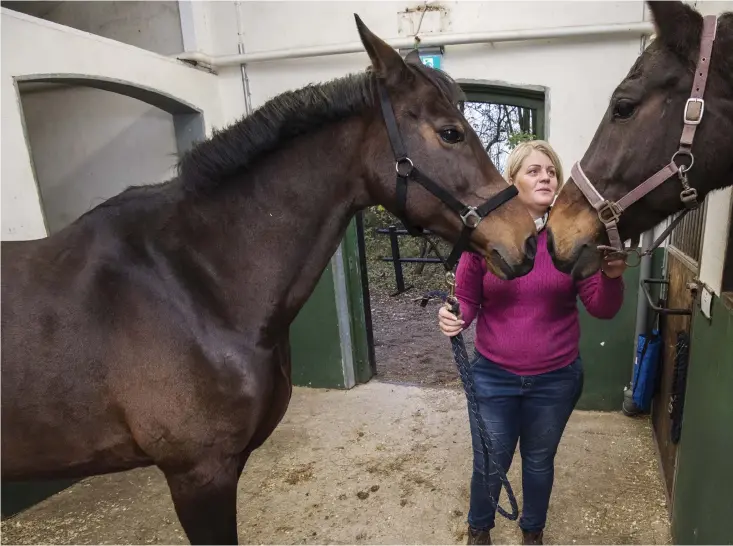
[467,352,584,533]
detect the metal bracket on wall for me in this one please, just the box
[641,278,693,316]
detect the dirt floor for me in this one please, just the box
[370,289,472,388]
[361,213,467,388]
[1,382,670,545]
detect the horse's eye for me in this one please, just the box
[439,128,465,144]
[612,99,637,120]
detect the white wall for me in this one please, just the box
[233,1,645,179]
[692,0,733,16]
[1,8,222,240]
[20,84,179,234]
[5,1,185,56]
[699,188,733,295]
[178,1,248,122]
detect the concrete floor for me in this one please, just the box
[1,381,670,545]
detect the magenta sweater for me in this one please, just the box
[456,229,625,376]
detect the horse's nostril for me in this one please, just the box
[524,234,538,261]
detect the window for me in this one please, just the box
[459,84,546,175]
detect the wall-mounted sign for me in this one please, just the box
[419,54,442,70]
[400,46,444,71]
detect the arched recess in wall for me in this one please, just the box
[16,74,206,152]
[14,74,206,234]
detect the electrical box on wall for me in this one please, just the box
[700,284,713,320]
[399,46,445,71]
[419,52,442,70]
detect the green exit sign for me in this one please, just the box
[420,54,442,70]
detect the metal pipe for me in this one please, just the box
[233,0,253,115]
[175,21,654,68]
[633,229,655,353]
[623,228,655,415]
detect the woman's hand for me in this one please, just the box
[601,256,627,279]
[438,304,464,337]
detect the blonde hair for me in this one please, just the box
[503,140,564,192]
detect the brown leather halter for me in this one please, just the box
[570,14,718,266]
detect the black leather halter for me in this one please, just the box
[376,81,519,271]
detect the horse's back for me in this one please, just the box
[1,222,289,481]
[1,229,105,359]
[1,230,149,479]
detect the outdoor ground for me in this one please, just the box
[363,208,472,388]
[1,382,670,545]
[370,287,471,387]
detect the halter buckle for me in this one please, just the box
[460,206,482,228]
[596,201,623,224]
[683,98,704,125]
[395,157,414,177]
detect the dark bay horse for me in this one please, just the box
[547,0,733,279]
[0,16,537,545]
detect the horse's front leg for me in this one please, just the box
[164,455,240,545]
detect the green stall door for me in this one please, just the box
[290,218,373,389]
[575,265,642,411]
[671,295,733,545]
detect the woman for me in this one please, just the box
[438,140,626,545]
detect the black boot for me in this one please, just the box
[522,529,543,545]
[466,526,492,545]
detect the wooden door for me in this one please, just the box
[652,203,706,510]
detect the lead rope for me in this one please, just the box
[425,272,519,520]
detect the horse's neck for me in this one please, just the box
[176,118,372,341]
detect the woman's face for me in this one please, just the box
[511,150,558,218]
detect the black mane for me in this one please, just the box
[177,60,463,193]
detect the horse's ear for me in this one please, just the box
[404,49,423,67]
[647,1,702,59]
[354,14,408,81]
